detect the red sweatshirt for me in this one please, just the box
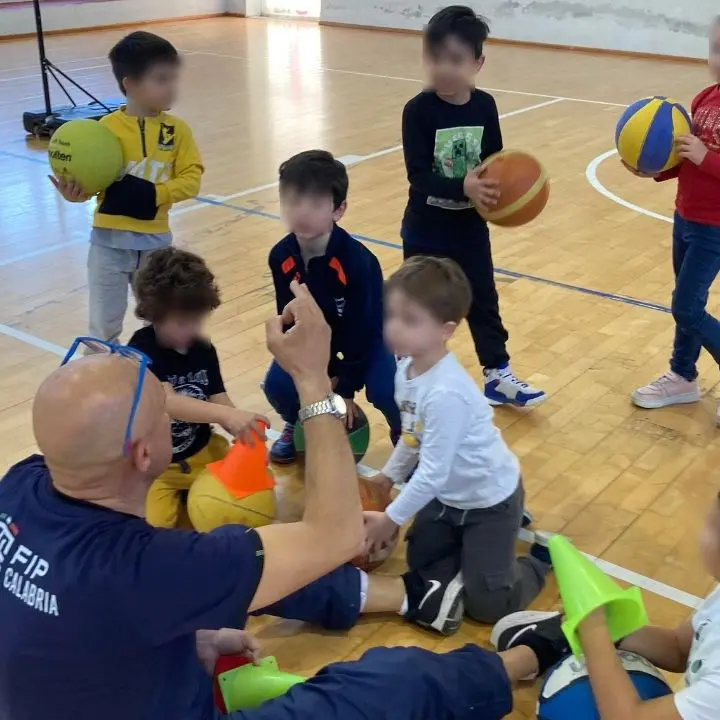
[656,85,720,226]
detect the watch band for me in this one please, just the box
[298,397,336,424]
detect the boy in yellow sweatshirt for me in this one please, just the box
[51,31,203,344]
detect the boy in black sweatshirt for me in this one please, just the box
[264,150,401,463]
[401,6,546,407]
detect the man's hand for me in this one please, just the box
[345,398,358,429]
[676,135,708,166]
[218,408,269,445]
[464,172,500,212]
[363,510,399,554]
[266,281,331,395]
[620,160,657,178]
[49,175,91,202]
[195,629,261,675]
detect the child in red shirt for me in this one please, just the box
[628,20,720,424]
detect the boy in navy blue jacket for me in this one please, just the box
[264,150,401,463]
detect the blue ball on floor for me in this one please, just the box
[537,651,671,719]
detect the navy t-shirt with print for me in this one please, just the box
[129,326,226,462]
[0,455,264,720]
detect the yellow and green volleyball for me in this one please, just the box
[615,96,691,175]
[48,119,124,195]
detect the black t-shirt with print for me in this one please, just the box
[128,326,226,462]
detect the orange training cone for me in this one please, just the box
[208,428,275,499]
[549,535,648,658]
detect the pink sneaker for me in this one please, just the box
[631,371,700,409]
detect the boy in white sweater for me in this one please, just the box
[364,256,551,633]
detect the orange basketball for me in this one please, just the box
[477,150,550,227]
[352,477,399,572]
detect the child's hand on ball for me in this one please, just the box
[49,175,90,202]
[363,510,398,554]
[464,171,500,211]
[367,473,393,494]
[220,408,270,445]
[676,135,708,166]
[620,160,656,179]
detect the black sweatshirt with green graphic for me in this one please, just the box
[401,89,503,248]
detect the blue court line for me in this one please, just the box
[195,195,673,315]
[0,149,48,165]
[0,149,673,315]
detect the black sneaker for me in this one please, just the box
[529,530,552,566]
[522,508,534,528]
[490,611,569,675]
[403,568,464,636]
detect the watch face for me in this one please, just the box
[332,394,347,417]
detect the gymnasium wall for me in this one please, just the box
[320,0,717,59]
[0,0,232,38]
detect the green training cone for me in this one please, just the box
[549,535,648,658]
[217,656,305,711]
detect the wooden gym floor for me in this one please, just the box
[1,16,718,715]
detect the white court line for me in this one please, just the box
[174,98,565,217]
[518,528,702,609]
[191,50,627,108]
[0,63,109,83]
[0,240,85,268]
[0,51,196,84]
[585,149,673,224]
[0,325,704,609]
[322,66,628,108]
[337,99,566,167]
[0,55,110,76]
[173,180,281,216]
[0,324,66,356]
[0,93,45,108]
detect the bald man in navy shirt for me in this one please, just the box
[0,285,562,720]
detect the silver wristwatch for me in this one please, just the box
[298,393,347,424]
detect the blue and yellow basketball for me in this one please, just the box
[615,96,691,175]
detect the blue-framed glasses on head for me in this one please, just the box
[61,337,152,455]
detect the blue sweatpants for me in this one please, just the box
[230,644,513,719]
[250,563,362,631]
[670,212,720,380]
[263,344,401,433]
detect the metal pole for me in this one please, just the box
[33,0,52,115]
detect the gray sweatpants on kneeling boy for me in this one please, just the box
[87,229,171,343]
[406,482,549,624]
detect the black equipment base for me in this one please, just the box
[22,0,122,137]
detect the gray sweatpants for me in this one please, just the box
[406,483,549,624]
[87,244,155,344]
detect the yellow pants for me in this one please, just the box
[146,433,229,529]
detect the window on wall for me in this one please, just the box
[261,0,321,19]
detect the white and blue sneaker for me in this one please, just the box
[484,364,547,407]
